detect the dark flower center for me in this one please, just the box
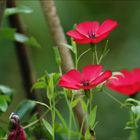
[82,81,90,86]
[88,31,96,38]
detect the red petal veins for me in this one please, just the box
[81,65,102,81]
[76,21,99,36]
[67,30,86,40]
[91,70,112,85]
[96,19,118,36]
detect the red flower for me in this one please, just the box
[106,69,140,95]
[8,113,26,140]
[59,65,112,90]
[67,19,118,44]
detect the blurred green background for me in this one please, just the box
[1,0,140,139]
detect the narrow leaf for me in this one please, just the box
[42,119,53,136]
[5,5,33,16]
[88,106,97,128]
[55,109,67,128]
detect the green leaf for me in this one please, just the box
[125,98,140,106]
[5,5,33,16]
[52,73,60,85]
[0,28,15,40]
[63,43,76,54]
[80,99,87,112]
[0,127,6,138]
[15,100,36,120]
[55,123,80,137]
[85,129,90,140]
[47,76,54,99]
[27,36,41,48]
[32,81,47,90]
[0,85,13,114]
[53,47,61,65]
[42,119,53,136]
[55,109,67,128]
[71,98,81,108]
[88,106,97,128]
[0,85,14,96]
[131,106,140,115]
[14,33,41,48]
[0,97,8,112]
[15,33,28,42]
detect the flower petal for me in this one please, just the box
[91,32,109,43]
[76,21,99,36]
[59,69,81,90]
[74,38,92,44]
[91,70,112,85]
[96,19,118,36]
[67,30,86,40]
[106,69,140,95]
[107,83,139,95]
[59,80,80,90]
[81,65,103,82]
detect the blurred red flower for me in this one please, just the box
[67,19,118,44]
[106,69,140,95]
[59,65,112,90]
[8,113,26,140]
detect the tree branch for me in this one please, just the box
[6,0,38,101]
[40,0,88,135]
[0,0,6,26]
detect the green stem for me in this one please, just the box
[24,111,49,129]
[103,90,123,106]
[94,45,99,64]
[89,90,93,112]
[49,99,55,140]
[29,100,51,110]
[79,114,86,140]
[76,48,91,68]
[52,100,55,140]
[64,91,73,139]
[75,45,78,69]
[128,112,138,140]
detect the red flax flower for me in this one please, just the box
[67,19,118,44]
[8,113,26,140]
[59,65,112,90]
[106,69,140,96]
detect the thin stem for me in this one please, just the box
[29,100,51,110]
[79,115,86,140]
[24,111,49,129]
[75,45,78,69]
[89,90,93,112]
[49,99,55,140]
[59,65,62,76]
[52,100,56,140]
[103,90,123,106]
[64,90,74,139]
[76,48,91,68]
[94,45,99,64]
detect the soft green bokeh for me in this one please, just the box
[1,0,140,139]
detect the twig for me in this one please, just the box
[40,0,88,135]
